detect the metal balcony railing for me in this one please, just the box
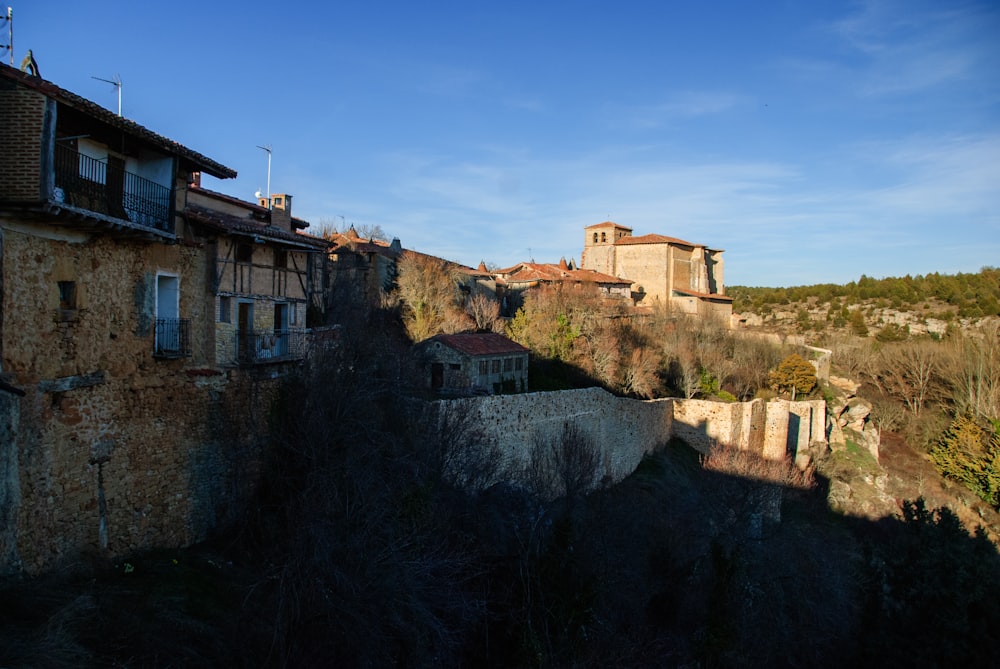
[54,144,173,233]
[235,329,305,365]
[154,318,192,358]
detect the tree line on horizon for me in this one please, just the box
[729,267,1000,319]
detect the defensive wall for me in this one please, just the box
[435,388,827,490]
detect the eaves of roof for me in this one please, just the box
[0,64,236,180]
[616,233,701,247]
[430,332,530,356]
[672,288,734,302]
[585,221,632,231]
[184,205,327,250]
[190,186,313,231]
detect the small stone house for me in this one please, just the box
[415,332,529,394]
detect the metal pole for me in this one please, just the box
[256,145,272,199]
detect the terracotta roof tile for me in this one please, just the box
[495,262,630,286]
[616,233,701,247]
[184,205,327,249]
[429,332,529,356]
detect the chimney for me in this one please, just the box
[270,193,293,231]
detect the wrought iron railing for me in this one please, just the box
[54,144,173,232]
[235,329,305,365]
[154,318,191,358]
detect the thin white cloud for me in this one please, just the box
[612,91,748,129]
[829,1,996,96]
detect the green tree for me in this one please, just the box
[767,354,817,400]
[849,309,869,336]
[930,414,1000,508]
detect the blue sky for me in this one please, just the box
[12,1,1000,286]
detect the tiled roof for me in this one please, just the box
[495,262,631,286]
[184,205,328,249]
[189,186,312,232]
[429,332,529,357]
[327,232,401,257]
[616,233,701,247]
[0,64,236,179]
[584,221,632,231]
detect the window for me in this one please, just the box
[154,273,190,357]
[449,363,461,370]
[592,233,598,243]
[601,232,607,242]
[236,243,253,262]
[219,296,232,323]
[491,359,500,374]
[503,358,513,372]
[58,281,77,310]
[515,357,523,371]
[274,249,288,268]
[479,360,488,375]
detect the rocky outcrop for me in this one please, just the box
[826,375,880,461]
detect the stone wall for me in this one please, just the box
[435,388,827,492]
[0,222,286,573]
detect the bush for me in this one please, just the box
[930,415,1000,508]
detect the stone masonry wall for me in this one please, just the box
[436,388,826,492]
[0,224,284,573]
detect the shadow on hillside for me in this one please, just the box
[1,425,999,668]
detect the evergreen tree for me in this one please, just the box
[767,354,817,400]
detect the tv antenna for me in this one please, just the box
[256,144,272,200]
[1,7,13,67]
[91,74,122,116]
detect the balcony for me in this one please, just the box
[154,318,192,358]
[235,329,305,365]
[54,144,173,233]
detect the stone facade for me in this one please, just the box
[579,222,732,322]
[0,64,306,574]
[415,332,529,394]
[434,388,827,494]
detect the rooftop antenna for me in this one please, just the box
[1,7,12,66]
[91,74,122,116]
[256,144,272,200]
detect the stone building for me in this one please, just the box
[326,226,403,304]
[0,63,315,573]
[183,183,328,365]
[580,221,732,321]
[493,257,632,316]
[414,332,529,394]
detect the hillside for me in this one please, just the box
[730,267,1000,337]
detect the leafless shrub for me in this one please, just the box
[465,292,505,333]
[523,422,608,501]
[701,441,815,491]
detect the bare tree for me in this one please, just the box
[396,251,464,341]
[947,322,1000,421]
[524,422,606,501]
[877,340,942,417]
[465,292,504,333]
